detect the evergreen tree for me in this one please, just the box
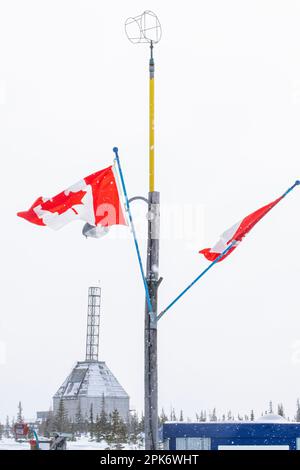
[128,412,140,445]
[107,409,127,448]
[179,410,184,422]
[89,404,94,439]
[99,404,109,441]
[250,410,255,421]
[74,402,84,435]
[70,421,77,441]
[4,416,10,438]
[277,403,285,418]
[210,408,217,422]
[54,399,69,433]
[94,415,101,443]
[295,399,300,422]
[227,410,232,421]
[16,402,24,423]
[138,413,145,434]
[43,410,55,437]
[269,401,273,414]
[159,409,168,425]
[0,422,3,440]
[170,408,177,422]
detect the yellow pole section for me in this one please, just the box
[149,44,155,192]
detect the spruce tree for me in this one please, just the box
[43,410,55,437]
[139,413,145,434]
[16,402,24,424]
[250,410,255,421]
[54,399,69,433]
[277,403,285,417]
[269,401,273,414]
[170,408,177,421]
[108,409,127,448]
[4,416,10,438]
[99,404,109,441]
[210,408,217,422]
[94,415,101,443]
[74,402,84,435]
[159,409,168,425]
[129,412,140,445]
[89,404,94,439]
[179,410,184,422]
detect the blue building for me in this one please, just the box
[162,415,300,450]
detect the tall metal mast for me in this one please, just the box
[125,11,162,450]
[85,286,101,362]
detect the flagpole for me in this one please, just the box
[157,241,237,321]
[113,148,153,315]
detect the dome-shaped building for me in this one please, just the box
[53,287,129,422]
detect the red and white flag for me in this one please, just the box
[199,196,284,262]
[17,165,127,235]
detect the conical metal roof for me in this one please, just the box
[54,361,129,399]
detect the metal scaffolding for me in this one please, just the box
[85,286,101,362]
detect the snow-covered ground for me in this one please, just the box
[0,438,29,450]
[0,437,142,450]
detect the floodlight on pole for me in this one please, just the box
[125,10,162,45]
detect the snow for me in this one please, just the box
[54,361,128,399]
[165,416,291,424]
[0,437,142,451]
[255,414,289,423]
[0,438,29,450]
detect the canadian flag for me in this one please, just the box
[17,165,127,236]
[199,196,283,262]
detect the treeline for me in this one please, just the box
[39,399,143,448]
[2,398,300,445]
[163,400,300,423]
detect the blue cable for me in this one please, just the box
[157,241,236,321]
[113,147,153,316]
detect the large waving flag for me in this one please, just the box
[17,165,127,235]
[199,181,300,262]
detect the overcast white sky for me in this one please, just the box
[0,0,300,423]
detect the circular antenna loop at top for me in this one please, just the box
[125,10,162,44]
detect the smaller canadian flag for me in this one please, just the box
[199,181,300,262]
[17,165,127,236]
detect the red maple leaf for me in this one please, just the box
[41,189,87,215]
